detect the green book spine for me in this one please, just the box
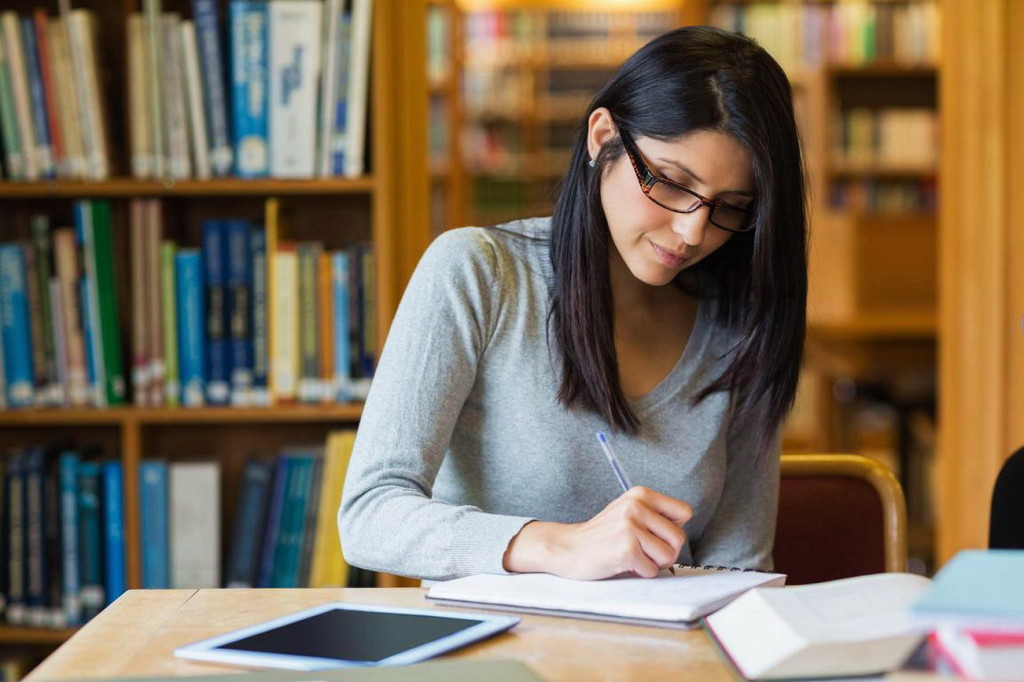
[268,456,296,588]
[161,241,179,407]
[297,243,320,402]
[0,35,23,179]
[91,201,125,405]
[31,216,58,404]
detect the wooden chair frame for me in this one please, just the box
[780,454,908,573]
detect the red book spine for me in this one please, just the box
[33,9,64,173]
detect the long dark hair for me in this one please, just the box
[550,26,807,459]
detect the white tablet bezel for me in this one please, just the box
[173,602,519,671]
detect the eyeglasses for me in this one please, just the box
[618,129,755,234]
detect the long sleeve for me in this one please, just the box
[690,395,781,571]
[338,229,535,581]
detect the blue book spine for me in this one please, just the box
[76,461,105,619]
[58,451,82,626]
[192,0,233,176]
[19,17,54,178]
[0,244,35,407]
[330,251,351,401]
[225,220,253,405]
[5,450,27,625]
[230,1,269,178]
[225,458,273,588]
[330,12,351,176]
[79,278,96,401]
[270,455,304,588]
[176,250,207,407]
[139,460,169,589]
[101,461,126,606]
[249,226,269,404]
[257,454,290,588]
[202,221,230,405]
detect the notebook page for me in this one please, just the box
[428,565,785,622]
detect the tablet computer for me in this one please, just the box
[174,603,519,671]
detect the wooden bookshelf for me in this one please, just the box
[0,0,434,647]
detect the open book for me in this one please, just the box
[705,573,932,680]
[427,564,786,629]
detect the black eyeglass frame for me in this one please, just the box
[616,128,755,234]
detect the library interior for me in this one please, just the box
[0,0,1022,680]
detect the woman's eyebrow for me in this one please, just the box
[656,157,754,197]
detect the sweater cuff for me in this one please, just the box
[449,512,537,576]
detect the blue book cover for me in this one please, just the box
[225,220,253,404]
[176,250,207,407]
[19,17,54,179]
[225,458,273,588]
[202,221,230,405]
[101,460,126,606]
[257,454,290,588]
[330,250,351,401]
[76,461,105,620]
[911,550,1024,624]
[58,451,82,626]
[0,243,35,407]
[230,0,270,178]
[274,454,314,588]
[192,0,233,176]
[250,226,269,403]
[139,460,170,589]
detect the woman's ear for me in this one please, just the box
[587,108,618,164]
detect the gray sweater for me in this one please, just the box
[339,218,779,581]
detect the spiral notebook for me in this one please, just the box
[427,564,786,629]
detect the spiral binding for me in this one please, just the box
[669,563,775,575]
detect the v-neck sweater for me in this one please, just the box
[339,217,780,581]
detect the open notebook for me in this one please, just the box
[427,565,786,629]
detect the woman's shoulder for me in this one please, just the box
[423,218,552,282]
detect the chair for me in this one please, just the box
[990,446,1024,549]
[774,454,907,585]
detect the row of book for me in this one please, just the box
[829,178,937,214]
[0,0,373,183]
[833,108,938,170]
[1,446,126,629]
[0,200,376,410]
[0,431,366,630]
[710,1,940,73]
[0,7,109,182]
[127,0,372,182]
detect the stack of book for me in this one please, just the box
[0,4,110,181]
[911,550,1024,680]
[127,0,372,180]
[1,444,126,629]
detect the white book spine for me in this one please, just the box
[66,9,109,180]
[47,18,86,179]
[142,0,165,178]
[127,15,152,179]
[169,462,221,589]
[269,1,322,178]
[180,21,210,180]
[161,14,191,180]
[344,0,372,178]
[1,12,40,180]
[316,0,342,177]
[48,278,68,406]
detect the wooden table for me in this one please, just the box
[25,588,737,682]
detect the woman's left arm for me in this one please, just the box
[690,398,781,570]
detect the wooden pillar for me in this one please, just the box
[937,0,1024,562]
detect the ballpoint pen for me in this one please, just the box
[596,431,633,492]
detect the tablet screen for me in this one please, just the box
[218,608,487,663]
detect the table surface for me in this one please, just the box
[24,588,739,682]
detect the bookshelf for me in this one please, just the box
[0,0,433,651]
[427,0,467,234]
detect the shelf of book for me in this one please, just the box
[0,178,378,199]
[0,404,364,426]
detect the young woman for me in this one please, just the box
[339,26,806,582]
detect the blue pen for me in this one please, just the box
[596,431,633,492]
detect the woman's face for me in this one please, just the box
[589,111,754,288]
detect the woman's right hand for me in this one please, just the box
[502,486,693,580]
